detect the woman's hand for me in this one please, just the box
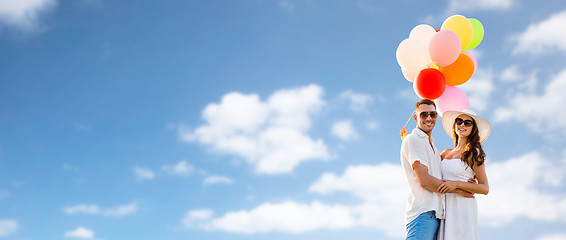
[468,177,477,184]
[437,180,459,194]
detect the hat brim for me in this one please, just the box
[441,110,492,143]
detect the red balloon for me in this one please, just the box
[413,68,446,99]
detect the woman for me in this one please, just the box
[436,110,491,240]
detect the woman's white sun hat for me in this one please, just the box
[442,109,492,143]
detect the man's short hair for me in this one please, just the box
[415,99,436,111]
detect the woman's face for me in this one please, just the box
[454,114,474,138]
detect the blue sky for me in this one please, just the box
[1,0,566,239]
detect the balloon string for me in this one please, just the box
[404,110,415,128]
[401,110,415,140]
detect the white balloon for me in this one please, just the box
[396,38,429,72]
[409,24,436,64]
[409,24,437,47]
[402,68,417,82]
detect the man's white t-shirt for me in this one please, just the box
[400,128,445,225]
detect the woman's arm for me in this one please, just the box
[438,164,489,195]
[451,188,475,198]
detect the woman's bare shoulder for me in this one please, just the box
[440,148,454,160]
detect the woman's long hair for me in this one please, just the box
[452,117,486,168]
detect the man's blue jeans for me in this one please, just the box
[406,210,440,240]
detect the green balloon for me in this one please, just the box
[465,18,484,50]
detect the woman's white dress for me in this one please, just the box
[438,159,478,240]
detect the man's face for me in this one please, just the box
[415,104,437,134]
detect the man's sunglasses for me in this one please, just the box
[455,118,474,127]
[418,111,437,118]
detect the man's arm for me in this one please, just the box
[412,161,443,192]
[413,161,475,198]
[438,164,488,195]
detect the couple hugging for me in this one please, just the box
[400,99,491,240]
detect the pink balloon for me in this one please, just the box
[436,85,469,116]
[429,30,461,67]
[462,51,477,72]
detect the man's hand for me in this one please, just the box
[400,126,408,140]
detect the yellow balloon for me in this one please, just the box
[441,15,473,51]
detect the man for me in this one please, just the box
[400,99,472,240]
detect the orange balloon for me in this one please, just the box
[439,53,475,86]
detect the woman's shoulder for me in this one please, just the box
[440,148,454,159]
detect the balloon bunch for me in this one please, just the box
[396,15,484,115]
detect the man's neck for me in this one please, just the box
[418,127,433,138]
[417,127,436,153]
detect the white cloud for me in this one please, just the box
[500,65,523,82]
[339,90,374,112]
[63,204,100,215]
[538,233,566,240]
[179,85,331,174]
[203,175,234,185]
[64,227,94,239]
[499,65,539,93]
[512,10,566,55]
[467,49,483,59]
[186,163,408,237]
[135,160,196,179]
[162,160,194,177]
[0,220,18,237]
[309,164,407,203]
[103,202,138,217]
[518,70,540,94]
[0,0,56,32]
[477,152,566,227]
[494,68,566,134]
[459,68,494,112]
[133,167,155,180]
[366,121,380,131]
[186,201,357,234]
[309,164,407,237]
[331,120,358,141]
[181,209,214,228]
[446,0,514,13]
[63,202,137,217]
